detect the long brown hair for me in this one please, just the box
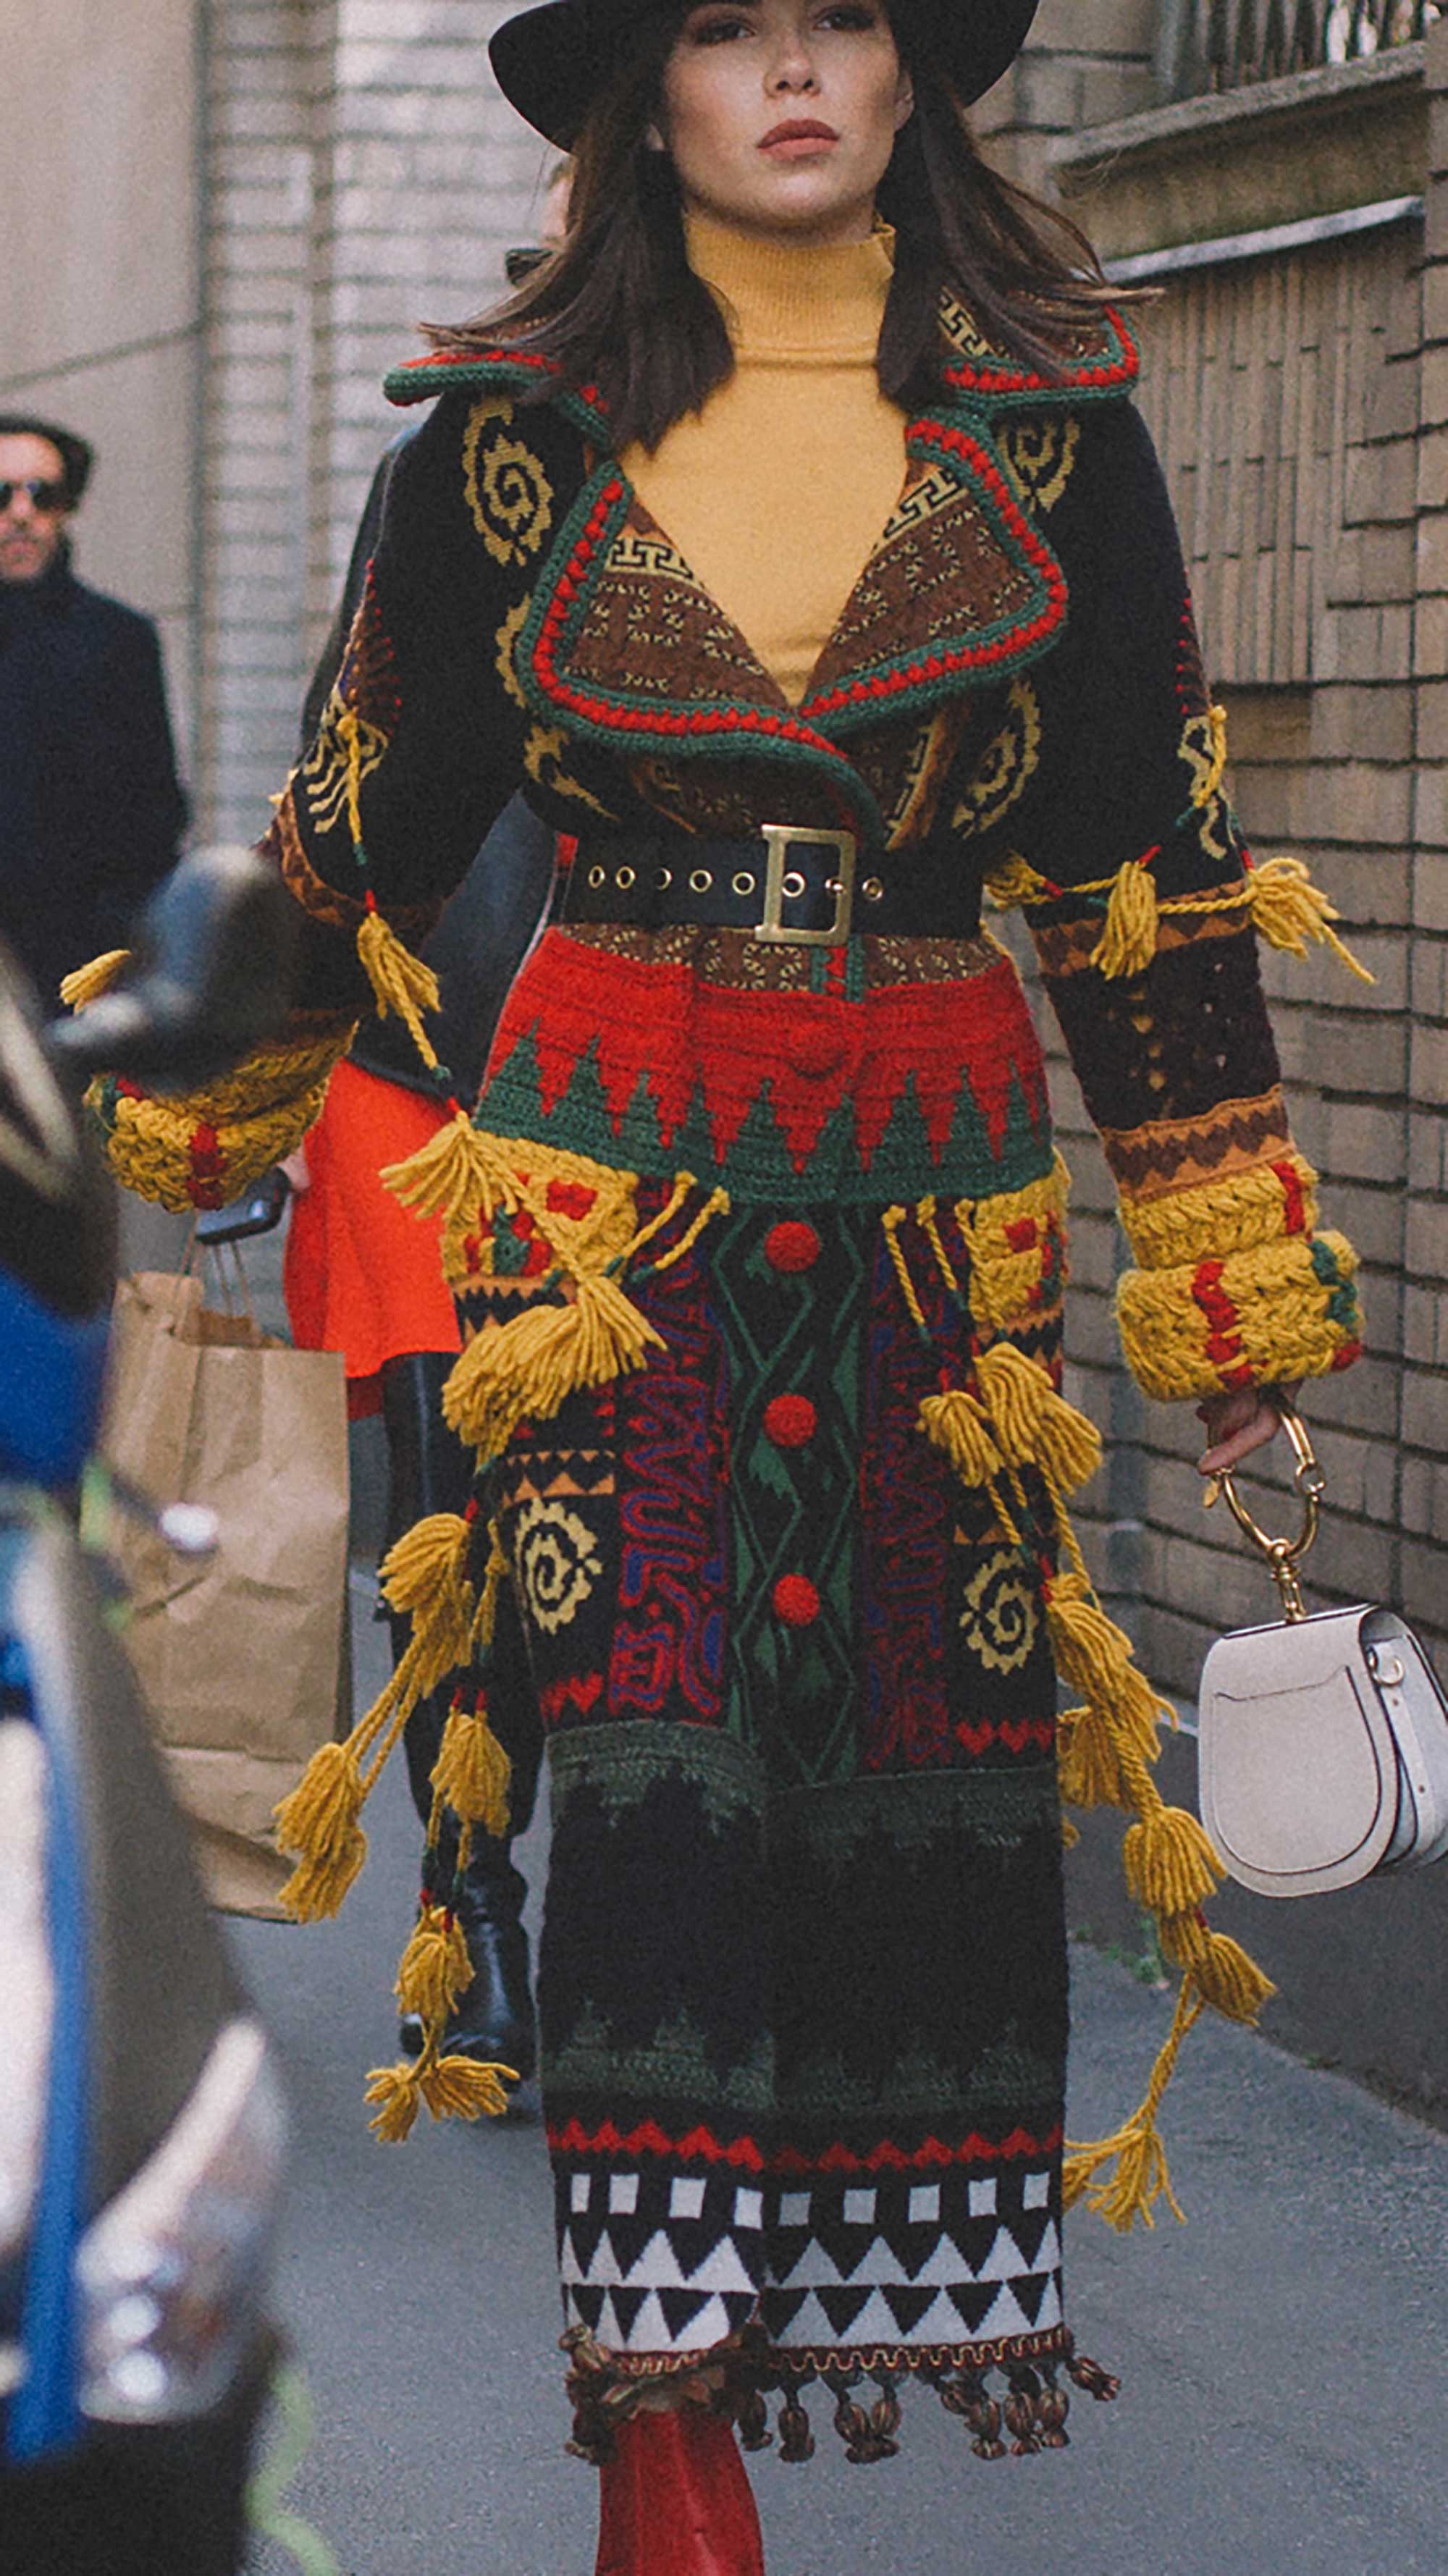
[425,2,1127,451]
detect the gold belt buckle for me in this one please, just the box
[754,825,857,946]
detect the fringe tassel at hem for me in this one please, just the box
[561,2323,1116,2470]
[883,1189,1276,2236]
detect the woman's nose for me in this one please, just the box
[766,41,819,91]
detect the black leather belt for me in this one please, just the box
[560,827,982,946]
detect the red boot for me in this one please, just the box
[594,2404,765,2576]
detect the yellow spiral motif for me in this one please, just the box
[959,1550,1039,1675]
[951,680,1042,840]
[1000,416,1080,515]
[463,398,554,568]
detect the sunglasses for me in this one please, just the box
[0,479,68,515]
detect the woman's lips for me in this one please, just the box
[758,119,839,156]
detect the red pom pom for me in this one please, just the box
[763,1394,817,1450]
[765,1221,820,1275]
[786,1024,846,1080]
[773,1574,820,1628]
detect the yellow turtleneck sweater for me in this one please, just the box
[622,213,906,707]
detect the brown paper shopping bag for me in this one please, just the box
[101,1268,350,1917]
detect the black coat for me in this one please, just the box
[301,439,554,1106]
[0,552,187,1011]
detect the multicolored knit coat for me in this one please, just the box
[96,285,1365,2466]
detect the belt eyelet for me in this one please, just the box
[689,867,713,894]
[862,875,885,904]
[656,866,673,891]
[586,865,606,889]
[782,870,807,899]
[731,871,757,898]
[616,865,636,891]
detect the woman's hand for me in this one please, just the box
[1197,1381,1302,1478]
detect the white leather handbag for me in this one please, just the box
[1197,1407,1448,1899]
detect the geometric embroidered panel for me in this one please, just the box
[555,2156,1062,2360]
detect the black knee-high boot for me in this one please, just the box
[381,1352,542,2078]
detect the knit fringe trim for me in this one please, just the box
[277,1134,729,2137]
[561,2323,1115,2469]
[982,698,1373,991]
[274,1507,481,1922]
[885,1193,1275,2238]
[425,1154,729,1465]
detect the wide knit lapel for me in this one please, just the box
[387,296,1140,831]
[796,298,1140,734]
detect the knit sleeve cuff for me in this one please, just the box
[1113,1153,1363,1402]
[89,1021,354,1216]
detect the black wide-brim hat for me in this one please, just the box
[490,0,1039,150]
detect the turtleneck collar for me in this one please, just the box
[684,210,893,363]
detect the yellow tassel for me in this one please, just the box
[432,1696,511,1838]
[444,1276,665,1458]
[356,906,443,1066]
[1090,859,1159,979]
[60,948,130,1011]
[272,1742,368,1922]
[275,1646,423,1920]
[382,1107,520,1232]
[1064,2109,1182,2233]
[364,2061,424,2144]
[1064,1982,1203,2231]
[1061,1814,1080,1851]
[1056,1704,1130,1811]
[379,1511,476,1692]
[1122,1806,1224,1917]
[1245,856,1375,985]
[918,1389,1002,1487]
[880,1205,930,1334]
[1045,1573,1170,1764]
[571,1268,666,1381]
[1163,1914,1276,2025]
[472,1521,512,1659]
[364,2042,517,2142]
[395,1903,473,2026]
[1192,1930,1276,2025]
[443,1302,580,1457]
[975,1343,1103,1493]
[420,2054,517,2123]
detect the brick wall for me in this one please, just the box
[200,0,314,841]
[0,0,203,770]
[975,0,1160,192]
[1083,224,1428,1695]
[1407,27,1448,1654]
[201,0,550,843]
[1019,35,1448,1699]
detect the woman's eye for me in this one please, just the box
[817,3,880,24]
[688,12,753,38]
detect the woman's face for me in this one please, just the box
[658,0,912,246]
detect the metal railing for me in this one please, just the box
[1168,0,1436,92]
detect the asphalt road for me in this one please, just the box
[232,1584,1448,2576]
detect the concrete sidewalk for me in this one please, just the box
[233,1591,1448,2576]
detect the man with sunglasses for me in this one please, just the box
[0,412,186,1011]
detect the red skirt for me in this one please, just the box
[283,1058,460,1418]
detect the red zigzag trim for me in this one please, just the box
[547,2118,1065,2174]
